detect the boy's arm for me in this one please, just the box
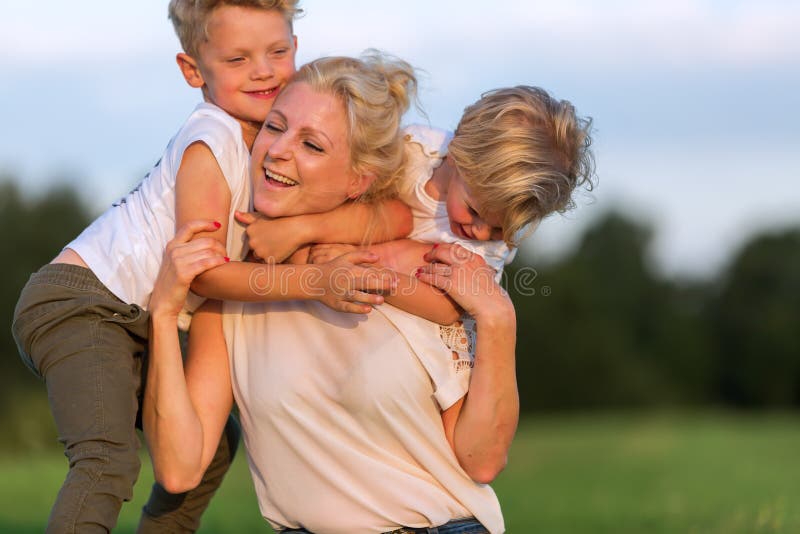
[189,251,395,314]
[173,141,232,296]
[235,200,413,263]
[309,239,463,325]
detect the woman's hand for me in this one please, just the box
[149,220,229,319]
[311,250,398,314]
[416,243,513,322]
[235,211,309,264]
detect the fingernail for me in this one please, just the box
[432,244,439,249]
[224,257,230,262]
[214,221,222,229]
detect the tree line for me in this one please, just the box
[509,213,800,410]
[1,179,798,415]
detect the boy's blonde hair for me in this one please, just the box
[168,0,302,57]
[448,86,595,245]
[292,51,418,204]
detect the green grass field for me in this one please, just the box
[1,412,798,533]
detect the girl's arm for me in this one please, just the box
[416,244,519,484]
[143,221,234,493]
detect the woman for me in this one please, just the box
[144,54,518,534]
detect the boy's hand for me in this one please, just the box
[150,220,229,318]
[307,243,358,265]
[311,250,398,314]
[416,243,512,320]
[235,211,309,264]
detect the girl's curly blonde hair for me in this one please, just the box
[448,86,596,245]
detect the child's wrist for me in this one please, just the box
[472,297,515,328]
[294,213,320,245]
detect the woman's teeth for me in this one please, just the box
[265,169,298,186]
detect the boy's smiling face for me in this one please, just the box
[181,5,297,139]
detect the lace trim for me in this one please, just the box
[438,315,476,373]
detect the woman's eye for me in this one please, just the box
[264,122,283,133]
[304,141,324,152]
[227,57,245,63]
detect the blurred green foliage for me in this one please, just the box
[0,177,799,451]
[507,213,799,412]
[0,180,92,390]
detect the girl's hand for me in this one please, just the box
[312,250,398,314]
[150,220,229,319]
[235,211,308,264]
[416,243,513,321]
[307,243,358,265]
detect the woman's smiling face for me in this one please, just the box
[251,82,368,218]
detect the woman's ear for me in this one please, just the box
[176,53,205,89]
[348,171,377,200]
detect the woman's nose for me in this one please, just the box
[267,134,291,160]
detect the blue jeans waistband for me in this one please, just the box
[281,517,487,534]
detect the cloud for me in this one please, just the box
[4,1,797,70]
[295,0,800,71]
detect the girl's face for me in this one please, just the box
[445,166,505,242]
[251,82,372,218]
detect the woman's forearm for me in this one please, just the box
[452,303,519,483]
[143,312,208,493]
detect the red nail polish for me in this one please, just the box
[224,257,230,262]
[432,244,439,249]
[214,221,222,229]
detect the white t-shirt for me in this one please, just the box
[67,102,251,325]
[223,299,505,534]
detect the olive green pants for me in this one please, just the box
[12,264,238,533]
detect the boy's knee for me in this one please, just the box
[66,441,141,498]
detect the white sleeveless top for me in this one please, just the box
[374,125,517,411]
[67,102,251,324]
[398,125,516,280]
[223,299,505,534]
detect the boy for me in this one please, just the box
[12,2,301,532]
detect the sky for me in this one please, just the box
[1,0,799,279]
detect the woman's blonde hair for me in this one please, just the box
[168,0,302,57]
[448,86,596,245]
[292,51,418,204]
